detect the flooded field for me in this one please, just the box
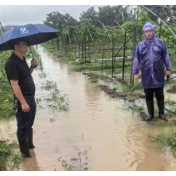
[1,45,176,171]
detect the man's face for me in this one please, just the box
[15,41,28,54]
[144,29,153,40]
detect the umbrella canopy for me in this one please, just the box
[0,24,59,51]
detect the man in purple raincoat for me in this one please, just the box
[133,21,171,121]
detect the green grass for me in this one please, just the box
[131,105,144,112]
[165,100,176,105]
[112,78,142,97]
[0,140,23,171]
[152,132,176,158]
[0,51,15,119]
[72,61,132,72]
[170,120,176,125]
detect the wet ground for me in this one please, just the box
[1,45,176,171]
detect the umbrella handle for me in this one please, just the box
[29,46,34,59]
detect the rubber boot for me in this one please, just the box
[28,128,35,149]
[18,136,32,158]
[145,101,154,121]
[157,100,168,121]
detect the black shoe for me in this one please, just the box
[18,137,32,158]
[28,128,35,149]
[145,116,153,121]
[159,114,168,121]
[157,100,168,121]
[145,101,154,121]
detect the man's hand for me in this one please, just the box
[134,75,139,83]
[21,102,30,112]
[10,80,30,112]
[31,58,38,67]
[166,71,171,77]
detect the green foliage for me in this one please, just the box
[131,105,144,112]
[144,5,176,24]
[0,141,23,171]
[43,5,176,56]
[154,132,176,158]
[79,6,98,24]
[0,51,14,119]
[43,11,78,31]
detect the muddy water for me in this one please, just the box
[1,45,176,171]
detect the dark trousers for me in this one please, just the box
[144,87,164,115]
[144,87,164,102]
[14,97,36,138]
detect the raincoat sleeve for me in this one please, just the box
[132,45,140,75]
[162,41,171,71]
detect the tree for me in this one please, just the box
[98,5,128,26]
[43,11,78,31]
[79,5,128,27]
[143,5,176,24]
[79,7,98,23]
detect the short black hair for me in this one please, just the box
[9,38,27,50]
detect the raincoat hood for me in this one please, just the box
[143,21,156,41]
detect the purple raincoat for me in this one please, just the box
[133,21,171,89]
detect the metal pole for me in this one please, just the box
[75,42,76,58]
[112,35,114,77]
[89,42,91,62]
[58,37,60,50]
[82,41,84,62]
[159,23,162,38]
[122,29,126,80]
[85,43,86,63]
[101,43,104,73]
[79,41,80,58]
[130,7,139,85]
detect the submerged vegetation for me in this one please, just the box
[57,146,90,171]
[149,132,176,158]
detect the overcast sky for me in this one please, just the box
[0,5,103,26]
